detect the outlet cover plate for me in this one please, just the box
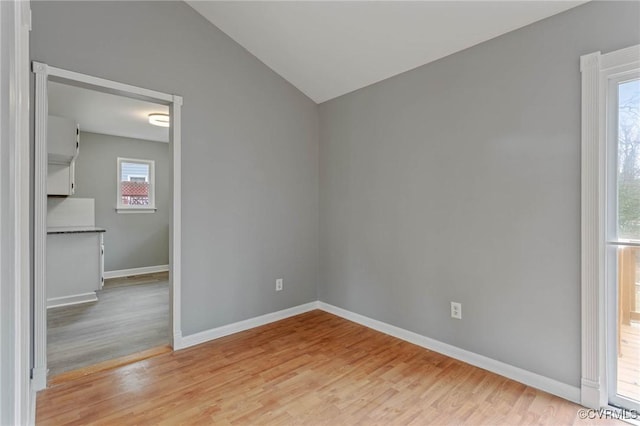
[451,302,462,319]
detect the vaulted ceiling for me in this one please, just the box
[187,1,587,104]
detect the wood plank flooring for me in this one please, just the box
[48,344,173,387]
[47,272,169,377]
[37,310,621,425]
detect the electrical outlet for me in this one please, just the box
[276,278,283,292]
[451,302,462,319]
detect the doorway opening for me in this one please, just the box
[32,62,182,390]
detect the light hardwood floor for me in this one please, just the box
[47,272,169,377]
[37,310,622,425]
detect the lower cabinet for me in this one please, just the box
[46,231,104,308]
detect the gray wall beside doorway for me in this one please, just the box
[72,131,169,272]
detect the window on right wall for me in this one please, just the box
[116,157,156,213]
[580,44,640,411]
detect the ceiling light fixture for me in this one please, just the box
[148,113,170,128]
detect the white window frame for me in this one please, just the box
[116,157,156,213]
[605,73,640,412]
[580,44,640,410]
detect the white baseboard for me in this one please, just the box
[174,301,319,350]
[317,302,581,404]
[171,299,580,404]
[47,292,97,309]
[103,264,169,279]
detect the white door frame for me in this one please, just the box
[0,0,32,423]
[580,44,640,409]
[31,62,183,390]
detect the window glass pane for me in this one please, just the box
[120,161,150,206]
[616,246,640,403]
[618,79,640,239]
[121,162,149,182]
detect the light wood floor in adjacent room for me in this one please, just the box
[47,272,169,377]
[37,310,620,425]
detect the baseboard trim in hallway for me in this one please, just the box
[48,345,172,387]
[46,292,97,309]
[103,265,169,279]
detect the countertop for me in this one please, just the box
[47,226,106,235]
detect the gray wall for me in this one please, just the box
[318,1,640,388]
[31,0,640,390]
[31,1,319,335]
[73,132,169,272]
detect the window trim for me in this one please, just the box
[580,44,640,410]
[116,157,156,213]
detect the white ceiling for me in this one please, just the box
[48,81,170,143]
[187,1,586,104]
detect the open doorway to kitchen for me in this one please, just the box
[46,81,171,380]
[32,62,182,390]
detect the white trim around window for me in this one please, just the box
[580,44,640,409]
[116,157,156,213]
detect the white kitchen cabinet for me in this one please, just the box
[47,115,79,196]
[47,163,74,196]
[46,229,105,308]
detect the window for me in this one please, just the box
[116,157,156,213]
[615,79,640,241]
[606,76,640,411]
[580,44,640,411]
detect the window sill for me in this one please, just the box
[116,208,157,214]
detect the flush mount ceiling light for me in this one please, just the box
[148,113,170,128]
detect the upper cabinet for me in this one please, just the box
[48,115,79,163]
[47,115,79,196]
